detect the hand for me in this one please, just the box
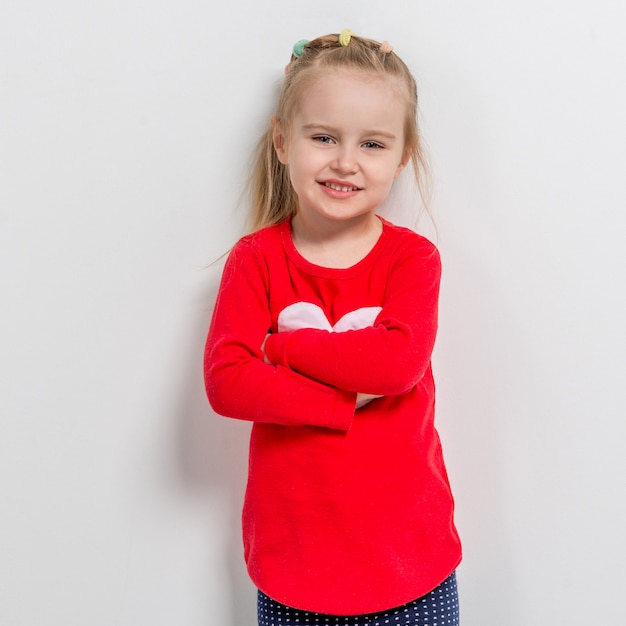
[261,334,272,364]
[355,392,383,409]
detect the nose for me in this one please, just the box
[332,144,358,175]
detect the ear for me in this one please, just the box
[394,149,411,179]
[271,117,289,164]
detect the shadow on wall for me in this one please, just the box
[173,260,257,626]
[437,227,530,624]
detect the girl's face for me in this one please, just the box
[273,69,408,234]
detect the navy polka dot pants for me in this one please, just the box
[257,572,459,626]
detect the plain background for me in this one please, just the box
[2,1,625,625]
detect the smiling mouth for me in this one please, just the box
[322,182,360,192]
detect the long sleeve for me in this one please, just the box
[263,239,440,396]
[204,238,356,430]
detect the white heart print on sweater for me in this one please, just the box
[277,302,382,409]
[277,302,382,333]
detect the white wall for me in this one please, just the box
[2,1,625,625]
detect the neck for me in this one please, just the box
[290,213,383,269]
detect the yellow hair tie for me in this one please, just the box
[339,29,353,47]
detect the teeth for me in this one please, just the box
[324,182,358,192]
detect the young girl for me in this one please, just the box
[204,30,462,626]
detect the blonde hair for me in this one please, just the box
[247,32,429,233]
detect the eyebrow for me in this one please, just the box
[301,123,398,140]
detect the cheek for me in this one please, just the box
[289,152,316,179]
[287,158,310,192]
[378,159,405,183]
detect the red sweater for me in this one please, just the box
[204,218,461,615]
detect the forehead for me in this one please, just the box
[292,69,407,131]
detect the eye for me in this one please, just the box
[313,135,335,144]
[362,141,384,149]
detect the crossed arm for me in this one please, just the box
[204,238,441,431]
[260,339,386,408]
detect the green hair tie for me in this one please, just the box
[292,39,309,58]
